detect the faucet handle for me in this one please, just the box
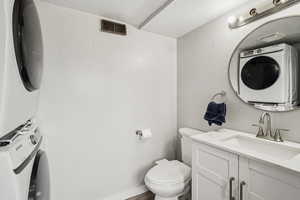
[273,129,290,142]
[252,124,264,138]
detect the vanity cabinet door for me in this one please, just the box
[239,157,300,200]
[192,143,238,200]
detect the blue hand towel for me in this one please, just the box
[204,102,226,126]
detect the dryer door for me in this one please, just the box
[13,0,43,92]
[241,56,280,90]
[28,150,50,200]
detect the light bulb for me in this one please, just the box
[228,16,238,28]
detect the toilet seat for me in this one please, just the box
[145,160,191,185]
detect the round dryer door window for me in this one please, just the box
[13,0,43,92]
[241,56,280,90]
[28,150,50,200]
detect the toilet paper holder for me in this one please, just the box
[136,130,143,137]
[136,129,152,140]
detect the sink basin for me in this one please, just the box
[222,135,300,161]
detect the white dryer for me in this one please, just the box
[0,119,50,200]
[239,43,298,106]
[0,0,43,137]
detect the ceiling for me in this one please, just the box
[42,0,168,27]
[143,0,252,38]
[43,0,252,38]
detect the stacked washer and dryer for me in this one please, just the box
[239,43,299,110]
[0,0,49,200]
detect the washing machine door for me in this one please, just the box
[241,56,280,90]
[13,0,43,92]
[28,150,50,200]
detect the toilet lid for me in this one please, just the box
[145,160,191,185]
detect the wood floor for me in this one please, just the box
[126,191,190,200]
[126,191,154,200]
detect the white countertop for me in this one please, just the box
[190,129,300,174]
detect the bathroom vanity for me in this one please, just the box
[190,129,300,200]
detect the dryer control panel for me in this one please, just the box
[240,43,286,58]
[0,119,42,172]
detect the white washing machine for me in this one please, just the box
[0,0,43,137]
[239,43,298,106]
[0,119,50,200]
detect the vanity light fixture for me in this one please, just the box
[228,0,300,29]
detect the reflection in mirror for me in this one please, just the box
[229,16,300,112]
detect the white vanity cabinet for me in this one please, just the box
[192,142,300,200]
[192,143,239,200]
[239,157,300,200]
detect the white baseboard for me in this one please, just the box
[102,185,148,200]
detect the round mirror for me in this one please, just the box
[229,16,300,112]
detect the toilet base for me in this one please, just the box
[154,184,191,200]
[154,195,178,200]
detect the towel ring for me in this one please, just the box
[211,91,226,102]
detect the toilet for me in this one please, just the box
[144,128,203,200]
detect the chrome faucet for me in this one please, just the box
[253,112,290,142]
[259,112,272,139]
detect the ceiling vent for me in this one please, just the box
[101,19,127,36]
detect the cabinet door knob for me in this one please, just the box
[240,181,246,200]
[229,177,235,200]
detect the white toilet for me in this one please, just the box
[145,128,202,200]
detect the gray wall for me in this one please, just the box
[37,2,177,200]
[178,3,300,143]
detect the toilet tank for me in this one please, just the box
[179,128,204,166]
